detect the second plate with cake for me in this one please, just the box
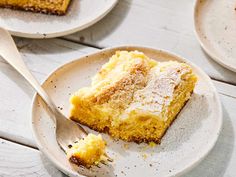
[0,0,118,38]
[31,46,222,177]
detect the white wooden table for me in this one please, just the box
[0,0,236,176]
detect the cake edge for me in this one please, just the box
[70,92,192,144]
[69,155,89,168]
[0,2,71,15]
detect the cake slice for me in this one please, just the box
[70,51,197,143]
[0,0,71,15]
[67,134,106,167]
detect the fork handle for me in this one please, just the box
[0,27,59,118]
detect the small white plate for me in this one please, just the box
[194,0,236,72]
[0,0,117,38]
[31,46,222,177]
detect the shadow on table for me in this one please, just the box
[0,59,34,98]
[65,0,133,47]
[182,105,235,177]
[200,48,236,84]
[40,154,67,177]
[14,37,94,55]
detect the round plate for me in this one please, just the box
[31,46,222,177]
[194,0,236,72]
[0,0,117,38]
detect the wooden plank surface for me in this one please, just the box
[0,139,63,177]
[0,92,236,177]
[0,37,235,146]
[1,0,236,176]
[0,38,236,176]
[0,38,98,147]
[64,0,236,85]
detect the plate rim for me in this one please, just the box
[31,45,223,177]
[1,0,118,39]
[193,0,236,72]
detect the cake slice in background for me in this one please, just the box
[0,0,71,15]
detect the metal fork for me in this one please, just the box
[0,27,88,153]
[0,27,108,162]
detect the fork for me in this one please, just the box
[0,27,98,162]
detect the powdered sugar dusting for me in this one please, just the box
[122,62,192,120]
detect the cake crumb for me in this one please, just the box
[121,171,126,176]
[141,145,149,151]
[149,142,156,148]
[123,144,129,150]
[80,36,85,42]
[142,153,148,160]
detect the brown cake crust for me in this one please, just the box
[70,52,197,145]
[0,1,71,15]
[70,117,163,144]
[70,93,191,144]
[69,156,89,168]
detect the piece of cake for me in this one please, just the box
[0,0,71,15]
[67,134,106,167]
[70,51,197,143]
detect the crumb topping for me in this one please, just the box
[120,62,192,121]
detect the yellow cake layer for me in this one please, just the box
[70,51,197,143]
[0,0,71,15]
[67,134,106,167]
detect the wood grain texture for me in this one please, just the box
[0,93,236,177]
[214,80,236,99]
[0,38,236,176]
[64,0,236,85]
[0,38,98,147]
[0,138,64,177]
[0,37,235,147]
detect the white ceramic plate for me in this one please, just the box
[0,0,118,38]
[194,0,236,72]
[31,46,222,177]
